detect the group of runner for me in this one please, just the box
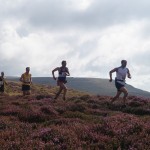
[0,59,131,106]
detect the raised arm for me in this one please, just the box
[52,67,59,80]
[109,68,117,82]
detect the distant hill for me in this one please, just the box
[7,77,150,98]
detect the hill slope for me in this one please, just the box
[8,77,150,97]
[0,81,150,149]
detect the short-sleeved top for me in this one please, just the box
[0,77,4,87]
[116,67,129,81]
[22,73,31,85]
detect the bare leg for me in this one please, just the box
[111,91,122,104]
[57,82,67,100]
[23,91,26,96]
[62,85,67,100]
[60,83,67,100]
[26,90,31,95]
[54,87,63,99]
[119,87,128,105]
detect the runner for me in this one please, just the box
[20,67,32,96]
[0,72,7,95]
[109,60,131,107]
[52,60,70,101]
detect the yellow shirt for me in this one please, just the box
[22,73,31,85]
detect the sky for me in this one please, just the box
[0,0,150,92]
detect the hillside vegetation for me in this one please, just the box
[0,81,150,150]
[8,77,150,98]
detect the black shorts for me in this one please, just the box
[58,77,67,84]
[0,85,4,92]
[115,79,125,91]
[22,85,30,91]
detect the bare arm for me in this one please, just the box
[20,74,23,82]
[109,68,117,82]
[127,69,131,79]
[30,74,32,84]
[66,68,70,76]
[52,67,59,80]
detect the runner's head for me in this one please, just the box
[62,60,67,67]
[26,67,30,73]
[1,72,4,77]
[121,60,127,68]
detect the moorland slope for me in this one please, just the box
[8,77,150,97]
[0,81,150,150]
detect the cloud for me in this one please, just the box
[1,0,150,30]
[0,0,150,92]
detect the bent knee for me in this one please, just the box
[64,87,67,91]
[61,85,67,90]
[124,91,128,97]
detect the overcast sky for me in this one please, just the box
[0,0,150,92]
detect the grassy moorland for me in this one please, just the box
[0,81,150,150]
[8,77,150,97]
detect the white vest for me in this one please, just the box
[116,67,128,81]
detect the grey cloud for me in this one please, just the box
[16,27,29,38]
[76,40,98,58]
[130,51,150,75]
[36,0,150,29]
[0,0,150,92]
[27,0,150,30]
[0,58,25,76]
[1,0,150,30]
[83,56,111,75]
[0,56,49,77]
[132,51,150,66]
[54,33,99,59]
